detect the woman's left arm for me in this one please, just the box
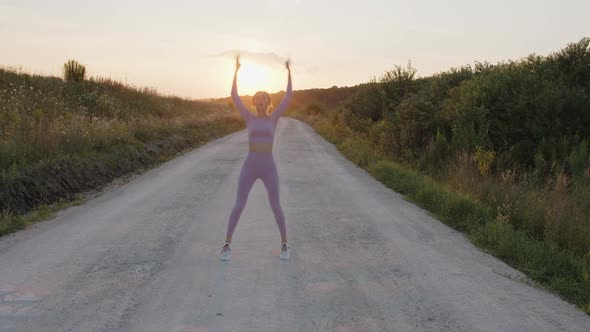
[232,69,252,123]
[270,62,292,122]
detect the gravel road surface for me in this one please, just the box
[1,118,588,331]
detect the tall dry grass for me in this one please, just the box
[0,65,243,223]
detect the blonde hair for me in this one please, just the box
[252,91,274,116]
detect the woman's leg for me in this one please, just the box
[260,160,287,243]
[226,160,257,242]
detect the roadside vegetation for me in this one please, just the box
[0,60,244,236]
[289,38,590,314]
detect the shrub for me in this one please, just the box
[433,129,450,164]
[473,146,496,176]
[63,59,86,82]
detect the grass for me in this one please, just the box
[1,197,85,236]
[0,66,245,236]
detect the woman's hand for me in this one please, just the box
[235,55,241,72]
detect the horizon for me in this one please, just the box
[1,0,588,99]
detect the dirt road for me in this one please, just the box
[1,118,588,331]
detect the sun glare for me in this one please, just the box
[238,61,274,94]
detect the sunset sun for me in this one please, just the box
[237,61,274,93]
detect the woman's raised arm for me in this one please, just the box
[270,60,292,122]
[231,56,252,122]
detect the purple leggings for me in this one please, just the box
[226,151,286,240]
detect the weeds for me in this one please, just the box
[0,65,244,228]
[291,107,590,314]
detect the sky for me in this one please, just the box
[1,0,588,99]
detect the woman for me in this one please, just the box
[219,55,293,261]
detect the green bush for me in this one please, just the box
[63,59,86,82]
[288,39,590,313]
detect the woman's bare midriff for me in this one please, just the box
[249,142,273,153]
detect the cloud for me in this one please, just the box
[211,49,288,66]
[210,49,318,75]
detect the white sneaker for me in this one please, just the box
[219,243,231,261]
[279,242,290,260]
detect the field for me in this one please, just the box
[0,66,244,235]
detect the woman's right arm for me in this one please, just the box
[269,60,292,122]
[231,57,251,123]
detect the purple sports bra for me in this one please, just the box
[248,116,277,144]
